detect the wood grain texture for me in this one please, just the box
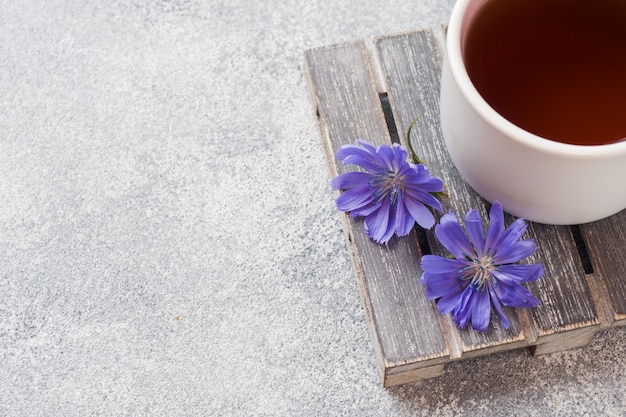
[305,41,449,384]
[524,222,599,338]
[581,210,626,322]
[375,29,526,355]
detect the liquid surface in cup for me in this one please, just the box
[463,0,626,146]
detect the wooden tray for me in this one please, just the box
[305,28,626,387]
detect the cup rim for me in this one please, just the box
[447,0,626,158]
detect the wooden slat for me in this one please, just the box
[304,41,449,385]
[375,29,527,356]
[581,211,626,323]
[524,222,600,354]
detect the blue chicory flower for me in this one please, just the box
[420,202,543,331]
[331,140,445,244]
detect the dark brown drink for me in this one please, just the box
[463,0,626,145]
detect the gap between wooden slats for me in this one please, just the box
[304,41,450,380]
[581,212,626,324]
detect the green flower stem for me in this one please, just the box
[407,115,449,201]
[406,115,424,165]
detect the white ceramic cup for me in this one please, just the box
[440,0,626,225]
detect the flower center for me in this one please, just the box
[372,171,402,204]
[466,255,495,291]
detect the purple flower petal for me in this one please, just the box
[493,239,537,264]
[350,201,380,217]
[365,199,392,244]
[412,163,441,183]
[494,218,528,255]
[391,143,408,171]
[434,212,474,259]
[422,273,463,299]
[417,177,446,192]
[453,286,475,329]
[436,283,467,313]
[335,186,375,212]
[380,200,398,244]
[336,145,381,172]
[470,289,491,331]
[464,209,485,255]
[421,255,468,277]
[356,139,377,153]
[404,165,443,187]
[403,185,444,212]
[494,281,540,308]
[489,284,510,329]
[404,197,436,230]
[492,264,545,284]
[394,193,414,236]
[331,171,371,190]
[376,143,396,169]
[485,201,505,253]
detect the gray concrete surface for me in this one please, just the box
[1,1,625,416]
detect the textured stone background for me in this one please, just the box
[1,1,625,416]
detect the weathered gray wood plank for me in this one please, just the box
[524,222,600,354]
[304,41,449,385]
[375,29,527,355]
[581,211,626,323]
